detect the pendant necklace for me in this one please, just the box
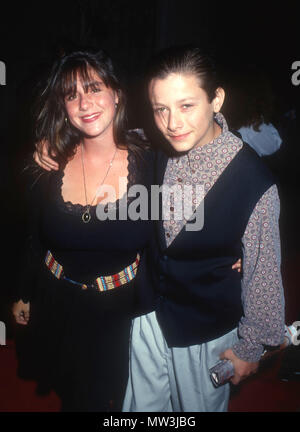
[81,143,118,223]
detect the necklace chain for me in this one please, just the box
[80,143,118,223]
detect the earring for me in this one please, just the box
[65,117,68,124]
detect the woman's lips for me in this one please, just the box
[80,113,101,123]
[169,132,191,141]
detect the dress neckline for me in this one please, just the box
[54,149,136,216]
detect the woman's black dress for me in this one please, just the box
[16,146,153,412]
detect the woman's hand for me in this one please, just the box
[232,258,242,273]
[33,139,59,171]
[12,300,30,325]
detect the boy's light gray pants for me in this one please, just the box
[122,311,238,412]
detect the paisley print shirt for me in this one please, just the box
[162,113,285,362]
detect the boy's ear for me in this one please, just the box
[213,87,225,113]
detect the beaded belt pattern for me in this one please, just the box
[45,250,140,292]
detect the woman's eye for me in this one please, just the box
[66,94,77,102]
[155,107,167,113]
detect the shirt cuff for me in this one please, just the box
[232,339,265,363]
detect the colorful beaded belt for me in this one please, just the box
[45,250,140,292]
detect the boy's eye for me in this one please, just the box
[91,86,101,93]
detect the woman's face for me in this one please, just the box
[64,69,118,139]
[149,72,224,152]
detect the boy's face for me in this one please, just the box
[149,72,224,153]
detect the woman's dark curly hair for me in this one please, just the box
[34,49,146,168]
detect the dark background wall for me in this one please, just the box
[0,0,299,334]
[0,1,299,145]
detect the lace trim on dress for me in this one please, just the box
[55,149,138,216]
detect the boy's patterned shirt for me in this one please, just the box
[162,113,285,362]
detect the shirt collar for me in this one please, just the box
[171,113,230,165]
[188,112,229,159]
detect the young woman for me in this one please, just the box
[122,46,285,412]
[12,49,154,412]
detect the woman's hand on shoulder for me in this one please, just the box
[12,300,30,325]
[232,258,242,273]
[33,139,59,171]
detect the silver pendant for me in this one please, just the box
[82,210,91,223]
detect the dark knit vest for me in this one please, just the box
[137,143,275,347]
